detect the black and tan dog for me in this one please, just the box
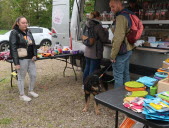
[82,68,114,114]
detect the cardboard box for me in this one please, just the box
[157,78,169,93]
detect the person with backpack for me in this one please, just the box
[109,0,137,88]
[82,11,110,85]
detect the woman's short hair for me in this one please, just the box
[89,11,100,19]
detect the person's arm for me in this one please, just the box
[9,30,20,66]
[110,15,128,60]
[28,30,37,61]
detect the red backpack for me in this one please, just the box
[122,11,144,44]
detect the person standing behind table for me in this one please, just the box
[9,16,39,102]
[83,11,110,85]
[109,0,135,88]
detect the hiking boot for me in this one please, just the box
[28,91,39,98]
[19,95,32,102]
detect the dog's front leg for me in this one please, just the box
[93,93,100,115]
[82,92,90,112]
[94,99,100,115]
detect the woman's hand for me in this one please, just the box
[111,59,116,63]
[32,56,37,61]
[15,65,20,70]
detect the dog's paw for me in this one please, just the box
[95,110,100,115]
[82,108,88,112]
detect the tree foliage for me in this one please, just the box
[0,0,52,29]
[0,0,95,30]
[84,0,95,14]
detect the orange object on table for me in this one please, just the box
[42,53,51,57]
[125,86,146,91]
[157,68,169,73]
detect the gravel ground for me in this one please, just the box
[0,59,125,128]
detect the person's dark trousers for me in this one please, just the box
[83,57,101,84]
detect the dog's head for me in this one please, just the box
[84,75,101,92]
[84,69,104,93]
[84,68,114,93]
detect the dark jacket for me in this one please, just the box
[84,19,110,59]
[9,27,37,65]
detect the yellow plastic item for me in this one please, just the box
[123,97,136,103]
[11,72,17,76]
[150,103,162,110]
[165,58,169,63]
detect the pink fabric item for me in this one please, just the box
[123,97,144,113]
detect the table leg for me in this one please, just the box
[114,110,118,128]
[62,56,77,81]
[63,58,68,77]
[71,56,77,81]
[10,62,13,87]
[143,125,149,128]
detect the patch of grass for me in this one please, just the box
[47,123,53,128]
[0,30,9,34]
[0,118,12,124]
[0,78,10,84]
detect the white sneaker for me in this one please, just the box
[82,85,84,90]
[19,95,32,102]
[28,91,39,98]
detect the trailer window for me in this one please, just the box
[29,28,43,33]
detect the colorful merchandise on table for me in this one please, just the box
[123,97,144,112]
[36,45,80,58]
[165,58,169,63]
[156,91,169,102]
[125,81,146,91]
[72,50,79,54]
[142,97,169,121]
[126,91,148,97]
[125,81,145,88]
[154,72,168,79]
[150,86,157,96]
[0,51,11,60]
[136,76,157,87]
[125,86,146,91]
[42,53,51,57]
[157,68,169,73]
[122,61,169,122]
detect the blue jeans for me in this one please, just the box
[83,57,101,83]
[112,51,132,88]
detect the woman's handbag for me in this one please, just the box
[17,48,27,57]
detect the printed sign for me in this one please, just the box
[52,8,64,24]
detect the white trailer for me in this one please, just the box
[52,0,169,75]
[52,0,70,46]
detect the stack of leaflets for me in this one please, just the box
[137,76,157,87]
[142,97,169,121]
